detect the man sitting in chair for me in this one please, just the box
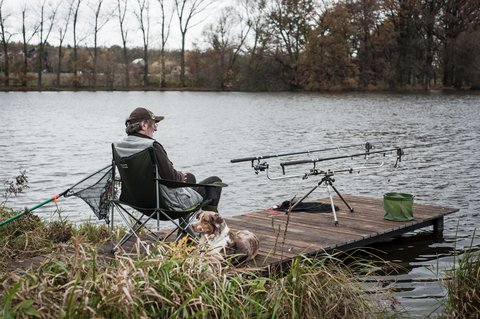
[117,107,223,214]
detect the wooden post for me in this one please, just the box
[433,217,444,235]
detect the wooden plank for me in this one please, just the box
[226,216,356,247]
[240,210,395,241]
[228,219,357,249]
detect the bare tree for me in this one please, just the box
[348,0,381,88]
[72,0,81,86]
[36,0,58,87]
[237,0,268,71]
[134,0,151,88]
[174,0,216,86]
[20,6,38,87]
[56,0,74,87]
[156,0,173,88]
[88,0,111,89]
[204,6,251,89]
[264,0,317,89]
[117,0,129,88]
[0,0,12,86]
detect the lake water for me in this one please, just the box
[1,91,479,316]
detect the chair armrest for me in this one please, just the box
[157,179,227,189]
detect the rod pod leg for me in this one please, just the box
[328,181,354,213]
[325,184,339,225]
[289,184,320,212]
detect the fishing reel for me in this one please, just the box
[252,160,269,174]
[364,142,374,159]
[394,147,404,168]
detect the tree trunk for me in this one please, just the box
[22,11,28,87]
[123,46,129,88]
[160,48,166,88]
[443,39,455,87]
[56,45,63,87]
[143,45,148,88]
[0,0,9,86]
[37,45,43,87]
[1,42,8,86]
[93,46,98,89]
[180,32,186,86]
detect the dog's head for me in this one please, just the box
[192,210,226,237]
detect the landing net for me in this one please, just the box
[65,165,117,223]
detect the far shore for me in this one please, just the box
[1,85,479,94]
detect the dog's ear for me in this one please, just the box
[212,213,224,227]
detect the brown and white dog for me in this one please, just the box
[192,210,259,265]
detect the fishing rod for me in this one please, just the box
[230,142,375,174]
[0,191,69,228]
[265,161,385,181]
[231,142,375,163]
[280,147,404,175]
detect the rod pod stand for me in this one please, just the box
[289,172,354,226]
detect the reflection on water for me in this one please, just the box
[1,91,480,317]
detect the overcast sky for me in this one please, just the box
[1,0,234,50]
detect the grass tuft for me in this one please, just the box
[440,248,480,318]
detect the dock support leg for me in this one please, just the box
[433,217,444,236]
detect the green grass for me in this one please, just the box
[0,205,111,269]
[1,242,392,319]
[440,247,480,318]
[0,206,53,268]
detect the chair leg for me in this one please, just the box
[112,210,142,252]
[111,203,202,252]
[111,204,160,253]
[175,211,201,242]
[156,209,200,242]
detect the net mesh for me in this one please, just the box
[65,165,118,222]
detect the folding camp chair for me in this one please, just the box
[110,144,226,252]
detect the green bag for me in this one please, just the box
[383,192,414,221]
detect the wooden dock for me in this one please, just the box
[223,194,458,269]
[7,195,458,273]
[105,194,458,271]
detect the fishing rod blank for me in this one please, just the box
[0,191,69,228]
[280,147,402,171]
[230,142,375,164]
